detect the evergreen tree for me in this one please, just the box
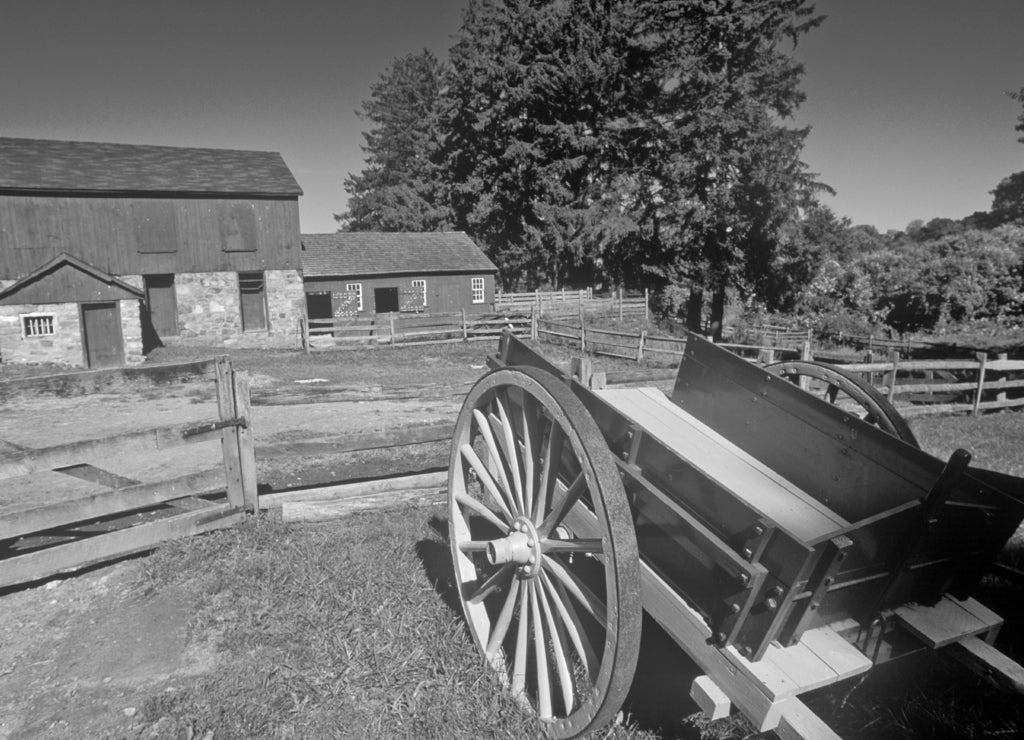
[339,50,452,231]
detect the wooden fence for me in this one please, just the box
[0,357,257,589]
[301,311,532,351]
[496,288,649,320]
[834,352,1024,417]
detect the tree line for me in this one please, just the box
[340,1,1024,337]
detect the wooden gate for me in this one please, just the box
[0,356,257,589]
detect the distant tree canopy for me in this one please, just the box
[339,0,824,334]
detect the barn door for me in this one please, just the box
[81,302,124,369]
[374,287,400,313]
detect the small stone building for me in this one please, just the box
[300,232,499,320]
[0,137,306,367]
[0,253,144,367]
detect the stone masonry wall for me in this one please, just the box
[167,270,303,349]
[0,302,85,366]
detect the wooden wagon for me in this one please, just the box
[446,332,1024,738]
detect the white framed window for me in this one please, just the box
[471,277,485,304]
[411,279,426,308]
[21,313,55,338]
[345,282,363,311]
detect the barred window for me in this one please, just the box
[238,271,267,331]
[22,314,55,337]
[411,279,426,308]
[471,277,485,304]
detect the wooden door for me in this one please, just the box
[144,274,178,337]
[81,302,124,368]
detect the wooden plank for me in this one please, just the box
[796,625,873,681]
[257,423,454,459]
[216,358,245,510]
[947,635,1024,694]
[0,503,244,589]
[894,595,997,648]
[280,487,445,522]
[774,698,842,740]
[0,467,226,541]
[595,387,847,541]
[690,676,731,721]
[0,358,217,398]
[0,419,226,481]
[951,597,1004,640]
[261,471,448,508]
[55,464,140,489]
[759,639,841,694]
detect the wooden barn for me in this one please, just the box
[0,137,305,368]
[300,232,499,320]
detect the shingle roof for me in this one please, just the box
[0,137,302,196]
[301,232,498,277]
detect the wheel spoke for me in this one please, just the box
[486,576,522,662]
[460,443,515,524]
[824,384,840,404]
[458,540,490,553]
[455,490,508,531]
[536,574,575,714]
[495,391,527,515]
[540,472,586,536]
[512,579,531,696]
[542,538,603,555]
[542,553,607,625]
[473,408,518,513]
[541,571,598,682]
[469,563,514,604]
[534,423,565,526]
[519,392,541,519]
[529,580,553,719]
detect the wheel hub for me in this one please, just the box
[486,517,542,578]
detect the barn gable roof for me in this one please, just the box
[301,232,498,277]
[0,253,144,305]
[0,137,302,197]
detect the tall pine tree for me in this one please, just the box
[339,49,452,232]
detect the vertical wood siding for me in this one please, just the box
[0,194,301,278]
[303,273,495,314]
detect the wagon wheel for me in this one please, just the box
[448,366,642,739]
[767,359,920,447]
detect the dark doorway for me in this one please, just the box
[239,272,268,331]
[305,292,332,321]
[374,287,400,313]
[81,302,124,368]
[143,274,176,351]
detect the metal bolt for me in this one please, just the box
[528,556,536,564]
[738,572,750,586]
[753,524,765,537]
[716,632,728,645]
[766,597,778,611]
[730,602,741,614]
[742,547,753,560]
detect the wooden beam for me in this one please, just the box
[0,358,217,399]
[0,419,230,481]
[0,503,243,589]
[261,471,448,509]
[690,676,731,721]
[0,468,226,541]
[280,487,445,522]
[774,698,842,740]
[947,635,1024,695]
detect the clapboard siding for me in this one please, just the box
[0,194,301,278]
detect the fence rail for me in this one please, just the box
[496,288,649,320]
[0,357,256,589]
[301,311,531,351]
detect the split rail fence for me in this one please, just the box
[0,357,257,589]
[495,288,649,320]
[301,311,532,351]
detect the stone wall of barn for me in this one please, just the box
[156,270,303,348]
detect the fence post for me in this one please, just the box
[644,287,649,321]
[215,357,257,513]
[531,305,538,340]
[300,316,310,353]
[996,353,1009,403]
[389,312,396,346]
[972,352,988,416]
[887,351,900,402]
[233,371,259,513]
[637,329,647,363]
[618,288,624,321]
[578,302,586,352]
[801,340,813,362]
[461,308,468,341]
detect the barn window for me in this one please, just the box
[133,201,179,253]
[471,277,485,304]
[411,279,427,308]
[221,203,258,252]
[238,272,268,331]
[22,314,55,337]
[345,283,363,312]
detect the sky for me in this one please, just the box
[2,0,1022,235]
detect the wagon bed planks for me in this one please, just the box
[595,387,848,542]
